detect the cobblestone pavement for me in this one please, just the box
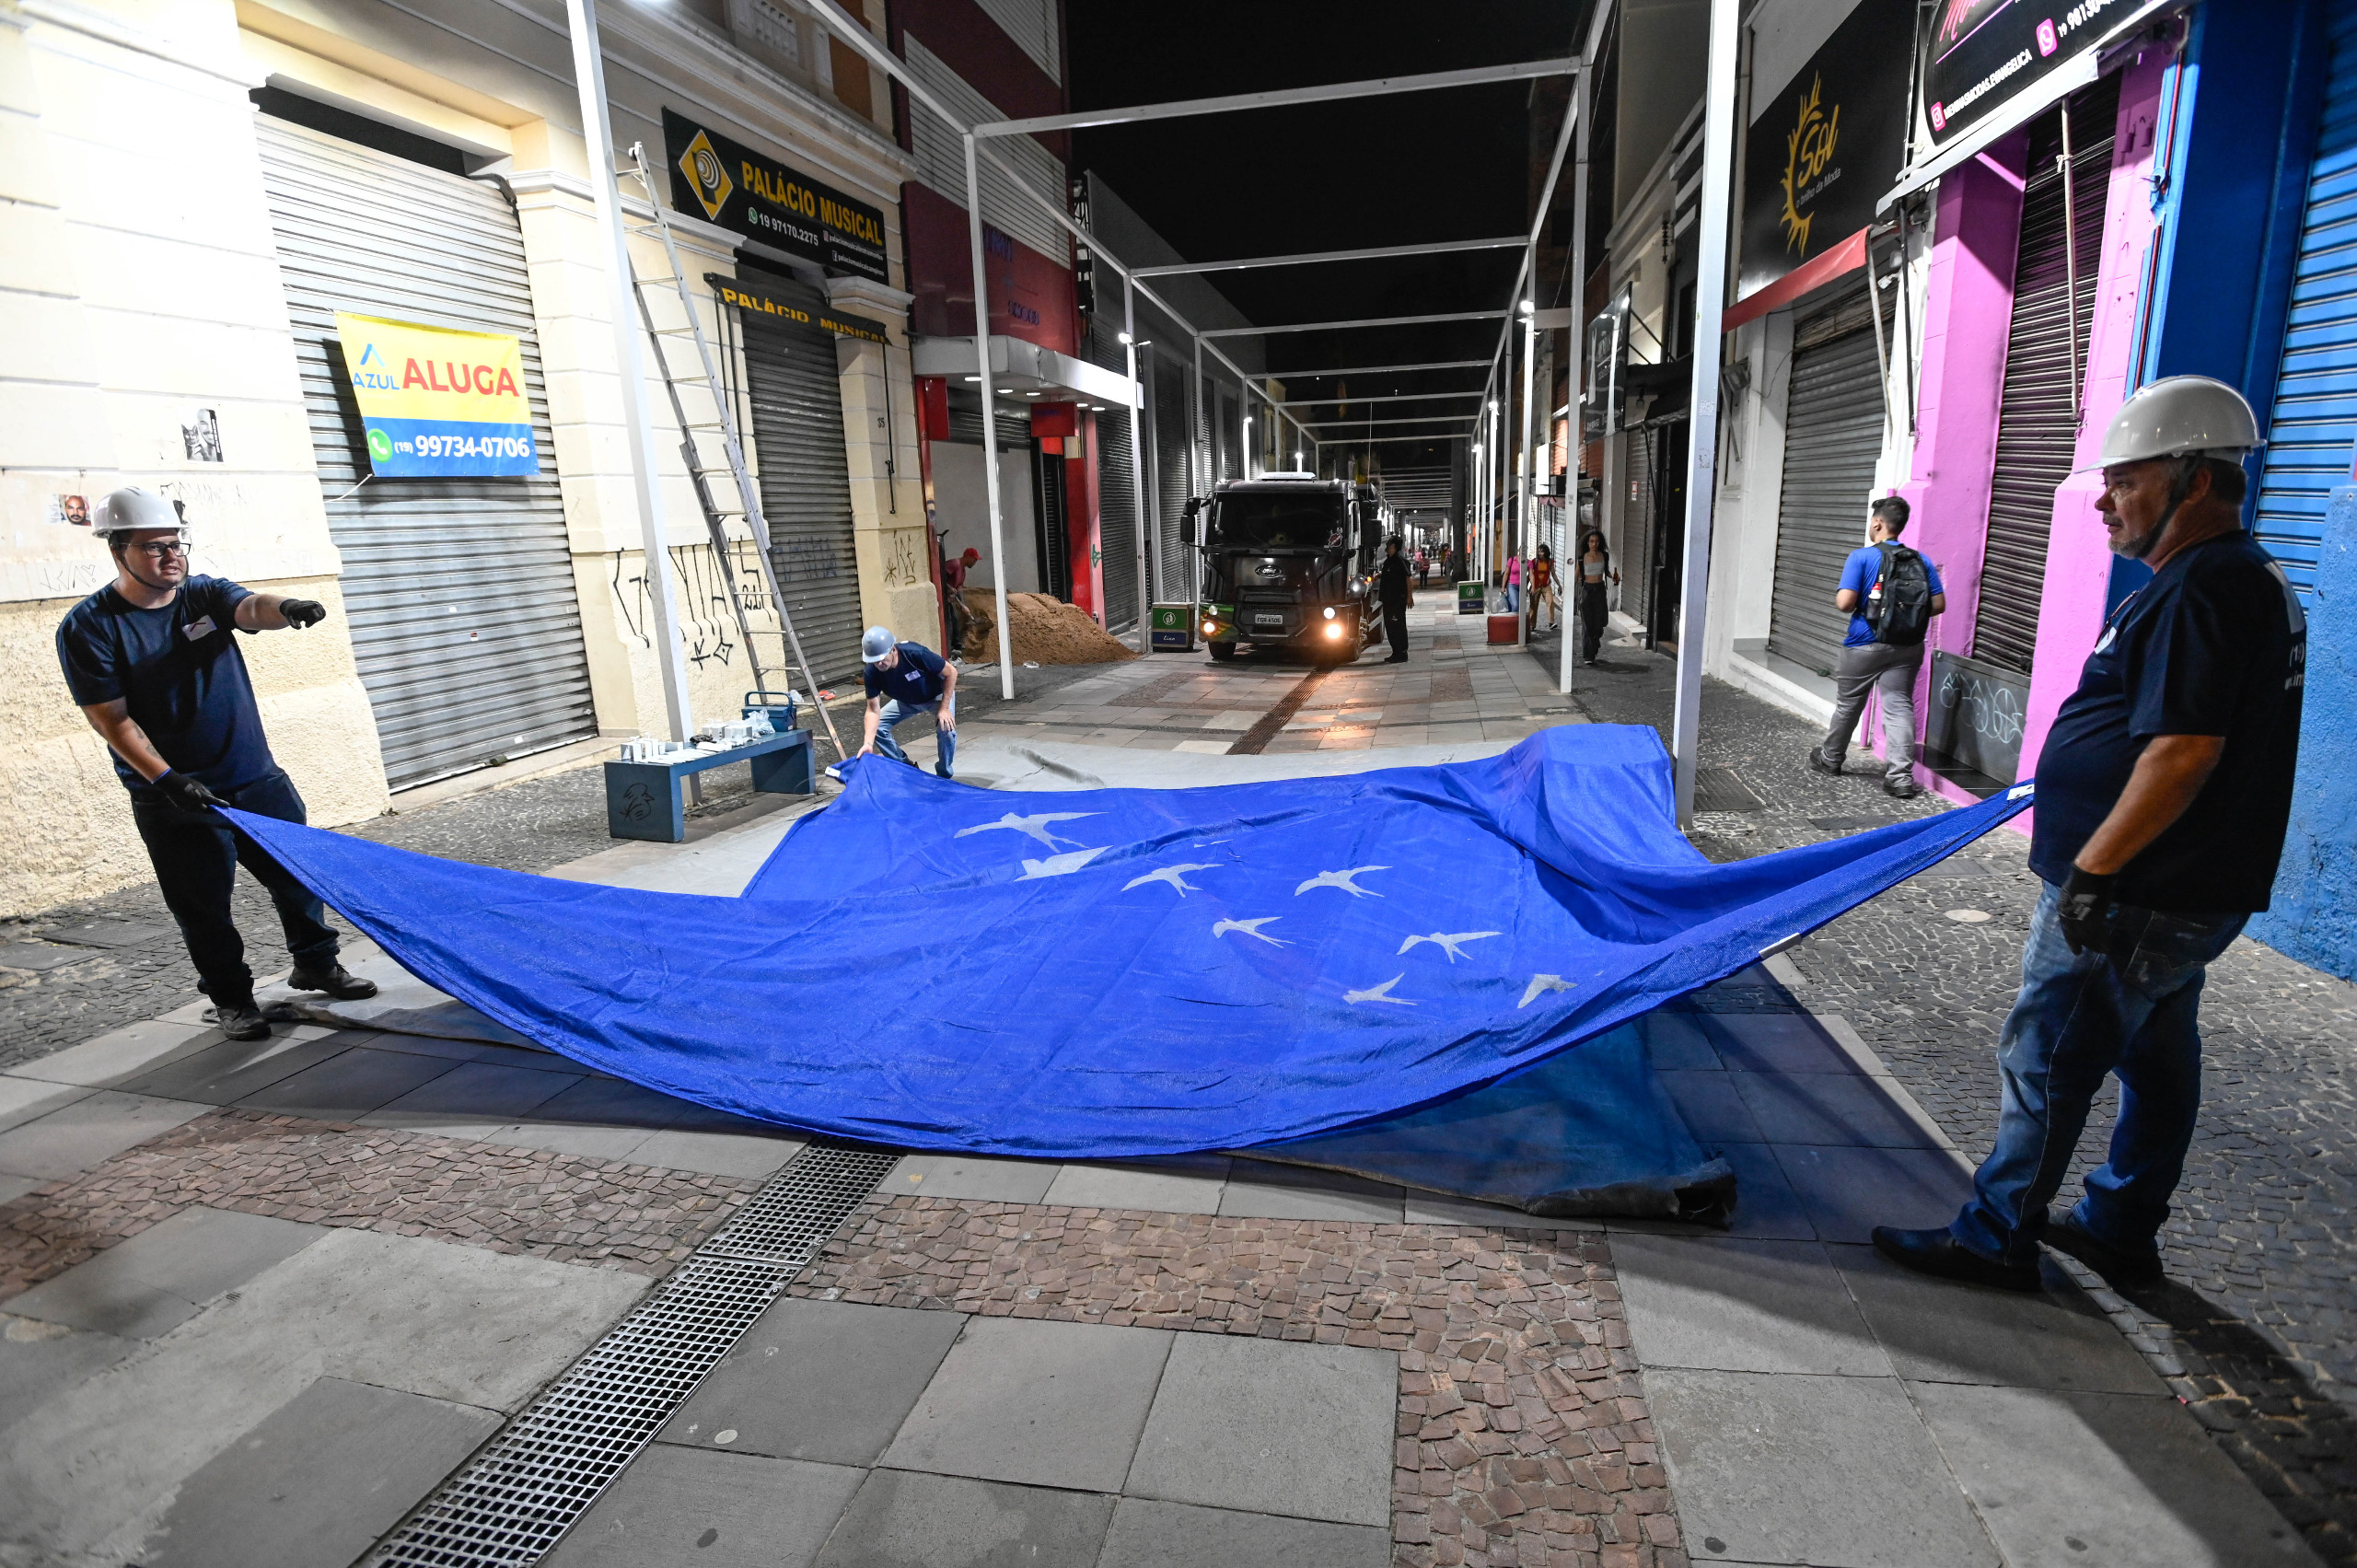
[1532,625,2357,1562]
[0,1108,758,1301]
[796,1194,1681,1568]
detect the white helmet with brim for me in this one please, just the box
[90,487,186,539]
[2081,375,2263,472]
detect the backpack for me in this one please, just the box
[1866,542,1933,646]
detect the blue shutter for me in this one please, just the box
[2254,0,2357,598]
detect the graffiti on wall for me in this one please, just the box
[610,539,784,669]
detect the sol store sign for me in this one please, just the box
[333,312,539,478]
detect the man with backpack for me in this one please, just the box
[1808,496,1945,798]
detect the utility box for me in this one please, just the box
[1457,581,1485,616]
[1151,603,1197,652]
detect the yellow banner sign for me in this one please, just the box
[333,311,537,477]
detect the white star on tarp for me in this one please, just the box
[1123,863,1219,896]
[1398,931,1502,962]
[1344,974,1416,1005]
[1018,847,1109,879]
[1295,865,1389,898]
[1211,916,1289,947]
[957,811,1097,850]
[1518,974,1575,1007]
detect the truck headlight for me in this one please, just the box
[1202,619,1217,634]
[1321,606,1337,621]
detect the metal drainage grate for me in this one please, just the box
[1692,766,1766,813]
[369,1141,900,1566]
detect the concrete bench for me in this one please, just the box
[602,728,814,843]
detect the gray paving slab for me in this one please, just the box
[233,1042,459,1121]
[628,1126,804,1179]
[1609,1235,1890,1376]
[360,1060,584,1133]
[6,1206,322,1340]
[1909,1381,2325,1568]
[5,1020,223,1089]
[815,1469,1113,1568]
[886,1152,1062,1203]
[0,1091,213,1180]
[1775,1144,1974,1246]
[0,1075,95,1134]
[1404,1190,1584,1228]
[1644,1367,1999,1568]
[1096,1497,1392,1568]
[1124,1331,1396,1527]
[528,1074,691,1128]
[1729,1070,1946,1149]
[1218,1159,1405,1223]
[0,1229,646,1561]
[131,1376,500,1568]
[0,1315,137,1427]
[881,1316,1170,1493]
[1828,1244,2162,1395]
[1040,1156,1230,1214]
[0,1173,40,1205]
[544,1444,865,1568]
[661,1300,967,1467]
[1614,1143,1816,1242]
[112,1032,358,1105]
[1634,1013,1724,1071]
[480,1121,659,1163]
[1704,1013,1863,1075]
[1655,1069,1763,1144]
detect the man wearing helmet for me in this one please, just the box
[54,487,377,1043]
[1875,377,2306,1295]
[857,625,957,778]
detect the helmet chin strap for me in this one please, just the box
[2124,460,2199,562]
[116,546,183,595]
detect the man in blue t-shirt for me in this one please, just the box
[857,626,958,778]
[1872,377,2304,1296]
[1808,496,1945,798]
[54,489,377,1042]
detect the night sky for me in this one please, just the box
[1066,2,1584,471]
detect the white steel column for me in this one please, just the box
[963,134,1016,701]
[1562,44,1593,694]
[1517,300,1537,649]
[1123,278,1148,653]
[566,0,691,740]
[1672,0,1740,829]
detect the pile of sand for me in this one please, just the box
[961,589,1136,666]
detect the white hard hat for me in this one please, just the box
[860,625,897,664]
[90,487,185,538]
[2085,376,2263,471]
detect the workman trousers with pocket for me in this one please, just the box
[132,768,339,1013]
[1382,600,1410,659]
[1817,642,1923,784]
[1948,882,2247,1269]
[873,698,955,778]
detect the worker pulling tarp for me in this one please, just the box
[223,726,2029,1161]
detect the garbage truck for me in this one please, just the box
[1179,474,1387,664]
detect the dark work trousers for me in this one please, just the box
[132,769,339,1011]
[1382,599,1410,658]
[1579,582,1609,661]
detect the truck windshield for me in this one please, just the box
[1209,493,1346,550]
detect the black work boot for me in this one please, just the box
[289,962,378,1001]
[2044,1214,2165,1290]
[1871,1225,2042,1292]
[216,1004,272,1042]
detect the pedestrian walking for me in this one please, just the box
[1415,547,1432,590]
[940,545,978,658]
[1504,552,1522,614]
[1574,529,1620,665]
[1378,536,1413,663]
[1872,377,2305,1295]
[1807,496,1945,798]
[54,488,377,1043]
[1526,543,1559,633]
[858,626,958,778]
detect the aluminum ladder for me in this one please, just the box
[620,142,848,762]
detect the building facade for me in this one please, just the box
[1,0,925,914]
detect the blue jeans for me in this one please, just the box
[873,699,954,778]
[131,768,340,1010]
[1951,881,2246,1266]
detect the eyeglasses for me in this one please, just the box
[126,540,189,559]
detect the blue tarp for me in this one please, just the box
[226,725,2027,1162]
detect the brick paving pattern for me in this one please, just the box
[795,1194,1685,1568]
[0,1109,757,1302]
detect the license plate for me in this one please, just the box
[1254,613,1283,626]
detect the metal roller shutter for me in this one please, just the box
[256,115,598,790]
[743,313,864,686]
[1620,427,1654,623]
[1083,319,1139,631]
[1767,293,1885,677]
[1975,80,2117,673]
[1154,355,1192,598]
[2254,0,2357,600]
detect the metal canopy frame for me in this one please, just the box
[1301,414,1476,428]
[1132,235,1525,277]
[1283,390,1486,406]
[1278,359,1494,377]
[807,0,1580,696]
[973,58,1576,138]
[1202,308,1511,339]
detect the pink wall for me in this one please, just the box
[1885,52,2168,830]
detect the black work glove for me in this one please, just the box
[156,771,226,812]
[278,598,327,629]
[2057,867,2119,957]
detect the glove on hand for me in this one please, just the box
[2057,866,2119,957]
[278,598,327,629]
[156,771,226,812]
